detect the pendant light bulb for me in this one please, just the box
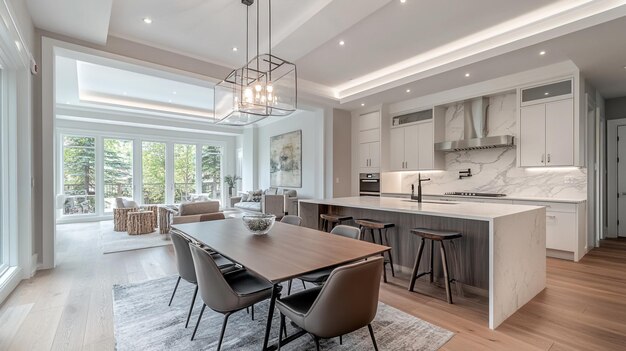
[266,84,274,93]
[255,84,263,92]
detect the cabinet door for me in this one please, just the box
[418,121,434,170]
[545,99,574,166]
[389,127,405,170]
[546,211,576,252]
[404,125,420,170]
[520,104,546,167]
[360,111,380,131]
[369,142,380,168]
[358,142,370,168]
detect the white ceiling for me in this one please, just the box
[29,0,626,110]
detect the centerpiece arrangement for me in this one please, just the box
[242,214,276,235]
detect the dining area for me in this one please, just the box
[108,213,456,351]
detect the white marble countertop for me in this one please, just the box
[382,192,586,204]
[299,196,544,221]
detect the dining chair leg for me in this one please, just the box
[251,304,255,320]
[262,285,280,350]
[168,276,181,306]
[301,280,306,290]
[313,335,321,351]
[367,324,379,351]
[409,238,425,292]
[339,335,343,345]
[278,312,286,350]
[287,280,292,295]
[190,304,206,341]
[185,285,198,328]
[217,312,232,351]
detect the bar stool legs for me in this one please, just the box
[408,234,459,304]
[440,242,453,304]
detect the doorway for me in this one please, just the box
[618,126,626,237]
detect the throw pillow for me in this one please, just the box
[265,187,278,195]
[249,190,263,202]
[240,193,249,202]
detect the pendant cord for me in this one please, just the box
[256,0,259,75]
[245,4,249,97]
[269,0,272,81]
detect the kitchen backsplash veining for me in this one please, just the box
[382,93,587,200]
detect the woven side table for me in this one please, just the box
[127,211,154,235]
[158,206,174,234]
[114,208,136,232]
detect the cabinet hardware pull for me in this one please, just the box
[541,154,545,163]
[546,215,556,219]
[547,154,551,163]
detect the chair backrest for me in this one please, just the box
[189,243,241,313]
[170,231,198,284]
[280,215,302,226]
[304,257,383,338]
[330,225,360,240]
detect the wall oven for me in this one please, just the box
[359,173,380,196]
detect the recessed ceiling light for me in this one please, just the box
[406,89,411,93]
[339,40,345,46]
[465,73,470,77]
[400,0,407,3]
[143,17,152,24]
[361,103,365,107]
[232,47,238,52]
[172,91,177,95]
[539,50,546,56]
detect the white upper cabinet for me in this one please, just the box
[389,121,434,171]
[519,79,575,168]
[358,111,381,172]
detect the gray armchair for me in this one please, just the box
[189,243,274,349]
[277,257,384,350]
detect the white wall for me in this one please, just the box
[255,109,325,199]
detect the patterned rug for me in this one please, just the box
[113,276,454,350]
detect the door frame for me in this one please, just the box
[607,117,626,238]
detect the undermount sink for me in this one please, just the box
[402,200,457,205]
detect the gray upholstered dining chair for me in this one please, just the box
[189,243,274,349]
[277,257,384,351]
[280,215,303,226]
[169,231,235,328]
[287,225,361,294]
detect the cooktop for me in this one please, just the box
[444,192,507,197]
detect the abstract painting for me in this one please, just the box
[270,130,302,188]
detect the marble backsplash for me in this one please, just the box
[382,93,587,200]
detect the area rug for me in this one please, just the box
[101,222,170,254]
[113,276,454,350]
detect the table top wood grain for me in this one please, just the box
[172,219,390,283]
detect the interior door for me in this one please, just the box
[520,104,546,167]
[418,121,434,170]
[545,99,574,166]
[618,126,626,237]
[404,125,419,170]
[389,127,405,170]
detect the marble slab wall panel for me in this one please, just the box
[392,93,587,199]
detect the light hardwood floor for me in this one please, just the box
[1,221,625,350]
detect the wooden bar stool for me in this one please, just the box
[319,214,353,232]
[354,219,395,283]
[408,228,462,304]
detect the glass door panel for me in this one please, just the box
[103,139,133,212]
[202,146,222,200]
[142,141,166,204]
[62,136,96,215]
[174,144,196,203]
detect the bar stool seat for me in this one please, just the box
[355,219,395,283]
[408,228,462,304]
[319,214,352,232]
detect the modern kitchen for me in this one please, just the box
[300,61,593,330]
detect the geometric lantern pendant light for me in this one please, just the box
[214,0,297,125]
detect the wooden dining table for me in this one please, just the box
[172,218,390,351]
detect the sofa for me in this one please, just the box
[171,201,222,225]
[230,188,298,218]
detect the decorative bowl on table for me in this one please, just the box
[242,214,276,235]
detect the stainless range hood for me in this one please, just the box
[434,97,514,152]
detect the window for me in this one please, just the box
[174,144,196,203]
[104,138,133,212]
[62,136,96,215]
[202,145,222,200]
[142,141,166,205]
[0,69,5,273]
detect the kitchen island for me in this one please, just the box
[299,196,546,329]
